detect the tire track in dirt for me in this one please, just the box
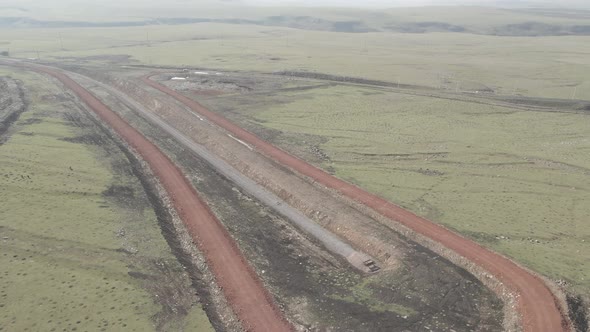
[143,76,568,332]
[27,65,292,332]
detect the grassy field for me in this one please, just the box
[2,1,589,321]
[0,69,213,331]
[208,83,590,297]
[2,1,590,25]
[1,21,589,101]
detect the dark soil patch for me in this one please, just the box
[18,117,42,125]
[492,22,590,36]
[385,21,467,33]
[127,271,153,280]
[60,133,105,145]
[0,108,24,138]
[0,77,27,141]
[273,70,424,90]
[102,184,135,200]
[567,295,589,332]
[416,167,445,176]
[490,94,590,113]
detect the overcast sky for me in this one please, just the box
[241,0,484,5]
[4,0,590,10]
[238,0,589,8]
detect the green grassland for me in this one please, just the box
[0,69,213,331]
[216,83,590,296]
[1,5,590,102]
[2,0,589,318]
[1,20,589,101]
[2,1,590,26]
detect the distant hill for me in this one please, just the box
[1,5,590,36]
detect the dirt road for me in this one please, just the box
[30,65,292,332]
[70,71,376,273]
[143,76,568,332]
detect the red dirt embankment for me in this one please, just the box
[143,76,568,332]
[33,66,292,332]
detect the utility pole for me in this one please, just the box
[146,31,151,47]
[36,50,40,60]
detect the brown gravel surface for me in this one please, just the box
[31,65,292,332]
[143,76,568,332]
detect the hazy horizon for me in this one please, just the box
[3,0,590,10]
[240,0,590,8]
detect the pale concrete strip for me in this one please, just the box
[72,72,377,273]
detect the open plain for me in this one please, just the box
[0,67,214,332]
[1,2,589,332]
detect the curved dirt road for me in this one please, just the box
[143,76,567,332]
[30,65,292,332]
